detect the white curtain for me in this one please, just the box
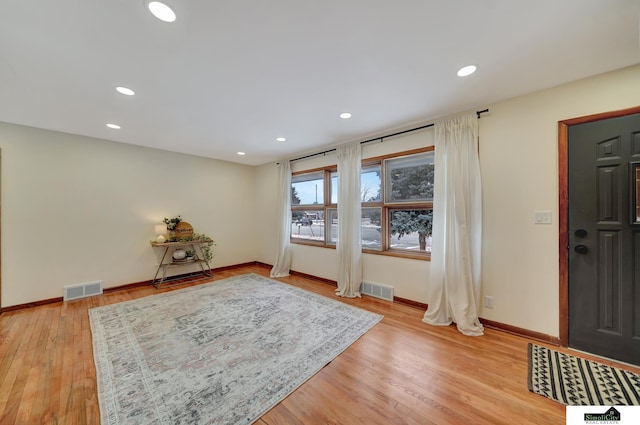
[422,114,483,336]
[270,161,292,278]
[336,142,362,298]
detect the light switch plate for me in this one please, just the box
[534,211,552,224]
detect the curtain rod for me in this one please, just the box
[289,108,489,163]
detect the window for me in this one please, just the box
[292,171,324,205]
[384,151,434,255]
[331,165,381,204]
[291,148,434,259]
[385,152,433,203]
[389,209,433,252]
[291,171,327,243]
[291,210,325,242]
[361,207,383,249]
[326,207,382,250]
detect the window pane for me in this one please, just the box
[385,152,434,203]
[362,207,382,250]
[389,209,433,252]
[330,165,381,204]
[291,210,325,242]
[330,172,338,204]
[361,165,381,202]
[327,208,337,244]
[326,207,381,250]
[292,172,324,205]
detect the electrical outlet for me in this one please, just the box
[484,296,494,309]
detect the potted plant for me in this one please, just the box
[192,233,215,264]
[163,216,182,241]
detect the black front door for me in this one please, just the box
[568,113,640,365]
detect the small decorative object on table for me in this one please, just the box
[174,221,194,241]
[172,249,187,261]
[192,233,215,263]
[154,224,168,243]
[163,216,182,241]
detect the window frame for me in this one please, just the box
[290,147,434,261]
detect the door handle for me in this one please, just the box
[574,245,588,254]
[574,229,587,238]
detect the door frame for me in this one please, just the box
[558,105,640,346]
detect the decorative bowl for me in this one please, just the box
[172,249,187,260]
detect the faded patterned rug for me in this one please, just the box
[89,273,382,424]
[528,343,640,405]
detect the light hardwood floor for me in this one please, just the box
[1,264,637,424]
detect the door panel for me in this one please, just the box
[635,231,640,339]
[597,166,620,221]
[596,230,620,333]
[568,113,640,365]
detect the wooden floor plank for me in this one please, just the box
[2,307,51,425]
[21,307,57,424]
[1,264,638,424]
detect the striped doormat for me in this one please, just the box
[528,343,640,405]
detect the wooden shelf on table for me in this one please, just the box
[150,240,212,247]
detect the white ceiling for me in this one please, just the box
[1,1,639,166]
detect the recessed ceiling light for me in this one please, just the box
[276,137,286,142]
[145,1,176,22]
[237,152,246,156]
[115,86,135,96]
[457,65,477,77]
[339,112,352,119]
[106,123,121,129]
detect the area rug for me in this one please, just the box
[89,273,383,424]
[528,343,640,405]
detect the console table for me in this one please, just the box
[150,240,212,288]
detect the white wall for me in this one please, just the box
[0,123,258,307]
[257,64,640,337]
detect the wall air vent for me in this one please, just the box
[63,280,103,301]
[360,281,394,302]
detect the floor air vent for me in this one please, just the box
[360,281,394,302]
[64,281,103,301]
